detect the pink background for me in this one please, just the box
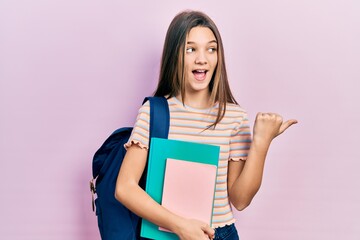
[1,0,359,239]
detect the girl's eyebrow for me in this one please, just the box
[186,40,217,44]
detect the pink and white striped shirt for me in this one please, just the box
[125,96,252,228]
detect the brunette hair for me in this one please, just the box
[154,10,238,128]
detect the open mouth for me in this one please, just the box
[192,69,208,81]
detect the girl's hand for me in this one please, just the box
[175,218,215,240]
[253,112,298,143]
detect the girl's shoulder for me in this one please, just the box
[221,102,250,126]
[225,102,248,117]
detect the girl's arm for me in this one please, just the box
[228,113,297,211]
[115,145,215,240]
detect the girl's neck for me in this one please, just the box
[176,91,211,109]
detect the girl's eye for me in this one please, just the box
[186,47,195,53]
[209,47,217,53]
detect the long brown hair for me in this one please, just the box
[154,10,238,128]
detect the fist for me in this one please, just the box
[253,112,297,142]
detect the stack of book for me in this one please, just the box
[141,138,220,240]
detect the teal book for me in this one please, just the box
[140,137,220,240]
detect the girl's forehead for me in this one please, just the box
[186,27,217,44]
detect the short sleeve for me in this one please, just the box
[124,101,150,150]
[229,112,252,161]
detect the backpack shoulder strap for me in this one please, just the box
[143,96,169,140]
[138,96,169,190]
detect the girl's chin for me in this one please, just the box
[188,81,210,92]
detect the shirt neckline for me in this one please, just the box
[172,96,218,113]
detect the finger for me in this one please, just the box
[202,225,215,238]
[257,112,281,120]
[279,119,298,134]
[257,112,272,117]
[255,112,263,120]
[203,232,212,240]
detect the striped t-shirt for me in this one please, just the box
[125,96,252,228]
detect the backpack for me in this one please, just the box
[90,96,170,240]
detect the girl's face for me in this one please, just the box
[184,26,218,96]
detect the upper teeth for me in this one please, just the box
[196,70,206,72]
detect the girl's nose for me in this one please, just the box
[195,51,207,65]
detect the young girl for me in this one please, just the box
[115,10,297,240]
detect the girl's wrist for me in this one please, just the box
[251,136,272,152]
[167,215,186,236]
